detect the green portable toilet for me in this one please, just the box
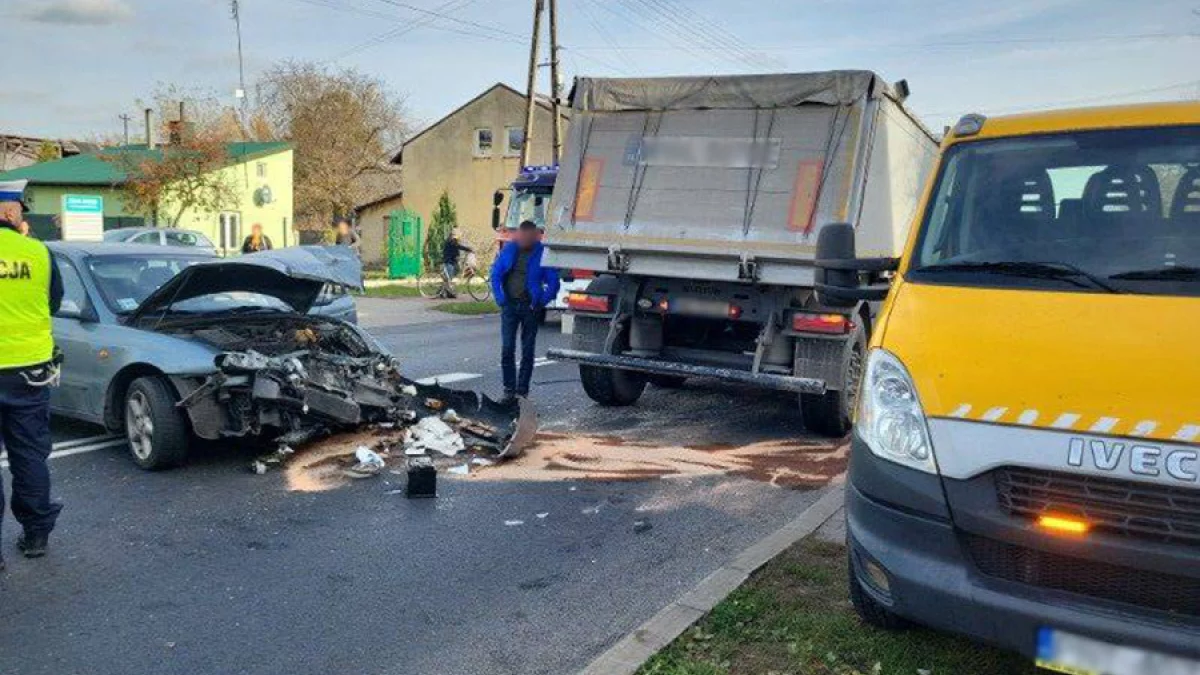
[387,209,422,279]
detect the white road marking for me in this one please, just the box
[533,357,556,368]
[0,438,127,468]
[415,372,482,385]
[949,404,972,418]
[53,433,120,451]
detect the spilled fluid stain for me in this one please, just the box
[468,433,847,489]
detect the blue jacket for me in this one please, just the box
[491,241,560,308]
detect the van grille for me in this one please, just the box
[995,467,1200,548]
[963,535,1200,619]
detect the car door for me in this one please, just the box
[50,255,103,419]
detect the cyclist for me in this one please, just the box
[440,228,474,298]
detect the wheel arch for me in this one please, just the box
[104,363,179,431]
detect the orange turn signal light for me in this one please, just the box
[1037,515,1090,536]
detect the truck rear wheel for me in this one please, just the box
[572,313,647,406]
[580,365,647,406]
[800,323,866,437]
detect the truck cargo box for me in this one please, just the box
[545,71,938,286]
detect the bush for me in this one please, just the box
[425,190,456,268]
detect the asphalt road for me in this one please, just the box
[2,304,828,675]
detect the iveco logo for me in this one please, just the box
[1068,438,1199,484]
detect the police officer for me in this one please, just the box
[0,180,63,569]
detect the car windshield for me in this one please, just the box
[86,254,290,315]
[506,189,549,230]
[911,126,1200,296]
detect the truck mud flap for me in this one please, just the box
[547,348,826,395]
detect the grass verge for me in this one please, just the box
[637,540,1037,675]
[363,284,423,298]
[433,300,499,316]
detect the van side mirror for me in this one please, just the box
[814,223,898,306]
[493,190,504,207]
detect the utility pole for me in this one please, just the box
[119,113,132,145]
[548,0,563,165]
[231,0,248,137]
[520,0,544,167]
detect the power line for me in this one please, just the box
[609,0,727,69]
[644,0,779,68]
[576,0,636,74]
[921,79,1200,119]
[368,0,527,40]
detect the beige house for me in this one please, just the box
[387,83,563,259]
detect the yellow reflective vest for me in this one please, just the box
[0,226,54,369]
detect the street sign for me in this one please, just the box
[61,194,104,242]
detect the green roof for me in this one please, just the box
[0,141,290,186]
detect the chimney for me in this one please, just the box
[144,108,155,149]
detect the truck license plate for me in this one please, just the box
[1036,628,1200,675]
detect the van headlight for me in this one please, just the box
[856,349,937,474]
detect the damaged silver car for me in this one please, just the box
[51,244,526,470]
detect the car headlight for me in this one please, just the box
[856,349,937,474]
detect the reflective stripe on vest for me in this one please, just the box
[0,229,53,369]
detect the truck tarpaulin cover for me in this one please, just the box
[571,71,889,112]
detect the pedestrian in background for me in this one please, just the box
[0,180,64,567]
[439,227,474,298]
[333,218,360,253]
[491,220,559,401]
[241,223,273,254]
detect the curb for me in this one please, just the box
[577,479,847,675]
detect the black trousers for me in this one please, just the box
[0,373,60,540]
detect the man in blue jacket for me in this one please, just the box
[491,220,560,400]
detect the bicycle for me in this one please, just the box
[417,253,492,302]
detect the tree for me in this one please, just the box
[104,128,239,228]
[256,61,410,229]
[425,191,457,267]
[34,140,61,163]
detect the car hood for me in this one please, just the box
[880,280,1200,444]
[130,246,362,321]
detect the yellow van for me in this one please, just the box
[814,102,1200,673]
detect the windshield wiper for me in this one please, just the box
[1108,265,1200,281]
[915,261,1122,294]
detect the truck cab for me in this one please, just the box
[818,102,1200,671]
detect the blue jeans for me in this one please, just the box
[501,302,539,396]
[0,373,60,540]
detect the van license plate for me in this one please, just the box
[1036,628,1200,675]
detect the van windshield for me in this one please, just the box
[506,190,548,230]
[910,126,1200,296]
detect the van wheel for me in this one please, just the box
[800,323,866,437]
[580,366,647,406]
[647,374,686,389]
[124,377,190,471]
[849,554,908,630]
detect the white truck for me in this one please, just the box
[544,71,939,436]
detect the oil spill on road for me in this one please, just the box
[468,433,846,488]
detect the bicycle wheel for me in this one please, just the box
[417,273,444,299]
[466,273,492,302]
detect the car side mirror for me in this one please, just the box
[814,223,898,306]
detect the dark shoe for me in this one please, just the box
[17,532,48,559]
[501,391,517,405]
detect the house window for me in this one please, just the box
[474,128,493,157]
[506,127,524,157]
[256,161,267,178]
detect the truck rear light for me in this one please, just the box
[1037,514,1090,537]
[567,293,611,313]
[792,312,851,334]
[571,269,595,280]
[728,304,743,320]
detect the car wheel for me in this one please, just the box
[125,376,190,471]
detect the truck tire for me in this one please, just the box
[848,553,908,630]
[800,323,866,437]
[124,376,190,471]
[572,314,646,406]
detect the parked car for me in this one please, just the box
[103,227,216,253]
[48,243,372,469]
[818,103,1200,670]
